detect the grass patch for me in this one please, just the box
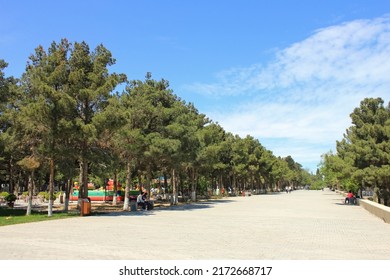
[0,207,78,227]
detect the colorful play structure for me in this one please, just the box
[70,179,139,202]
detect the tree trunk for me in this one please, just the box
[171,168,178,205]
[63,179,72,213]
[8,157,14,193]
[123,159,131,211]
[82,159,89,198]
[113,170,118,206]
[191,168,197,202]
[48,158,55,217]
[178,173,183,202]
[26,171,34,216]
[218,174,222,196]
[78,158,89,210]
[163,173,168,189]
[384,188,389,207]
[77,159,88,209]
[146,166,152,200]
[14,171,20,198]
[232,173,236,194]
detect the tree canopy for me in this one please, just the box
[1,39,314,214]
[320,97,390,206]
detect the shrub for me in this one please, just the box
[37,192,46,200]
[44,192,57,201]
[5,193,17,202]
[0,191,9,198]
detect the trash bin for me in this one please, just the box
[130,200,137,211]
[130,196,137,211]
[80,198,91,216]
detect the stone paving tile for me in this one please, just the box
[0,189,389,259]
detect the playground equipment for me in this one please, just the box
[70,179,139,202]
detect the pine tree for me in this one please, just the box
[68,41,125,200]
[336,98,390,205]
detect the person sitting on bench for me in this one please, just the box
[345,191,355,204]
[137,191,147,210]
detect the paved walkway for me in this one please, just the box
[1,189,390,259]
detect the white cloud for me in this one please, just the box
[183,15,390,171]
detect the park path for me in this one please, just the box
[1,189,390,259]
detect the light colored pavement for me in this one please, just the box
[1,189,390,260]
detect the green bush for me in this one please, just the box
[37,192,46,199]
[0,191,9,198]
[36,192,57,201]
[5,193,17,202]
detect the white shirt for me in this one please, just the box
[137,194,144,203]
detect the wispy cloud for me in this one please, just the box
[183,15,390,171]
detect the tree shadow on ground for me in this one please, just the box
[259,192,283,195]
[99,199,235,217]
[334,202,358,206]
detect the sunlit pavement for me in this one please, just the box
[1,189,389,259]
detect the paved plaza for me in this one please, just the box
[1,189,390,259]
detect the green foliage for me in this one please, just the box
[0,192,9,198]
[1,40,312,207]
[0,208,77,226]
[196,176,209,196]
[309,182,322,190]
[4,193,17,202]
[321,98,390,205]
[46,192,58,201]
[37,191,58,201]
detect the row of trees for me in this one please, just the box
[0,39,312,215]
[319,98,390,206]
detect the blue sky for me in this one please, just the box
[1,0,390,172]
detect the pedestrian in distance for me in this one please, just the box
[345,191,355,204]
